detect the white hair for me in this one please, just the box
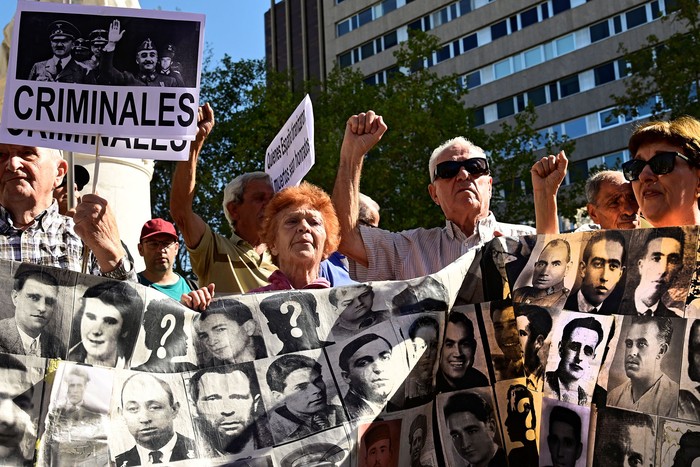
[428,137,486,182]
[222,172,272,228]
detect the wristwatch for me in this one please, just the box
[102,255,133,280]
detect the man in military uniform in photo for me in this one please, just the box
[513,239,571,309]
[28,20,89,83]
[158,44,185,86]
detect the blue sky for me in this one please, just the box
[2,0,269,64]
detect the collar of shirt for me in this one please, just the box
[445,212,499,245]
[633,290,659,314]
[16,325,40,355]
[135,433,177,464]
[0,201,60,234]
[577,290,598,312]
[53,56,70,69]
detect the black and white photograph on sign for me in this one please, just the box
[678,318,700,421]
[130,293,198,373]
[592,406,657,467]
[511,235,581,310]
[515,304,557,392]
[619,226,696,317]
[436,387,506,467]
[543,312,613,406]
[67,277,145,368]
[588,315,621,407]
[357,419,401,467]
[390,275,450,316]
[398,405,438,467]
[563,230,630,314]
[479,236,527,301]
[108,371,197,465]
[326,321,407,420]
[607,315,685,417]
[436,307,490,392]
[2,1,203,139]
[272,425,352,467]
[193,297,268,368]
[186,362,273,458]
[254,349,346,445]
[482,300,525,382]
[214,453,273,467]
[0,262,76,359]
[326,283,390,342]
[0,354,45,467]
[255,291,332,356]
[494,378,541,467]
[685,226,700,311]
[395,312,444,407]
[538,398,590,467]
[40,362,112,466]
[657,418,700,467]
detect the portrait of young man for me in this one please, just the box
[359,421,400,467]
[436,310,489,392]
[593,407,656,467]
[539,399,588,467]
[485,300,524,381]
[516,304,553,391]
[512,238,573,310]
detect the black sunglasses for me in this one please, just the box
[434,158,490,180]
[621,151,691,181]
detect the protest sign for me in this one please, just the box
[0,227,698,466]
[265,95,315,191]
[1,1,204,147]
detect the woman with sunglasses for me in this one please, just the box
[623,116,700,227]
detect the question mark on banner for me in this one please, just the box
[280,300,303,338]
[157,314,176,359]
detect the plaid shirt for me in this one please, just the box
[0,202,100,274]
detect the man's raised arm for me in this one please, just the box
[531,150,568,234]
[170,103,214,249]
[332,111,387,267]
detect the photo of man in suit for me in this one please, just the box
[679,319,700,421]
[545,317,604,406]
[28,20,88,83]
[115,373,195,466]
[564,231,626,314]
[621,229,685,317]
[338,333,397,419]
[543,405,583,467]
[0,265,65,358]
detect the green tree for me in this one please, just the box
[613,0,700,119]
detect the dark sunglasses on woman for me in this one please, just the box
[621,151,691,181]
[434,158,490,180]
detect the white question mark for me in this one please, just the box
[280,300,303,338]
[157,314,176,359]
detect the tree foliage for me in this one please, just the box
[149,31,575,276]
[613,0,700,119]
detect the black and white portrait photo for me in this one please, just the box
[327,284,389,341]
[563,230,629,314]
[67,279,144,368]
[538,398,589,467]
[131,296,198,373]
[0,263,75,359]
[398,407,437,467]
[194,297,267,367]
[543,313,612,406]
[515,304,555,391]
[187,362,273,458]
[483,300,525,381]
[494,379,540,467]
[657,419,700,467]
[255,350,346,444]
[109,372,196,466]
[437,388,506,467]
[512,236,579,310]
[390,275,449,316]
[619,227,695,317]
[678,318,700,421]
[41,362,112,466]
[592,407,657,467]
[257,291,331,355]
[0,354,45,467]
[358,419,401,467]
[436,308,490,392]
[397,312,443,406]
[607,315,685,417]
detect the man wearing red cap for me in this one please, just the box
[137,218,194,301]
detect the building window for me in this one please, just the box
[626,5,648,28]
[473,107,485,126]
[565,117,587,138]
[528,86,547,107]
[594,62,616,86]
[462,34,478,51]
[604,152,625,168]
[466,71,481,89]
[384,31,398,49]
[552,0,572,15]
[599,109,619,128]
[361,42,375,60]
[491,20,508,40]
[559,75,580,97]
[459,0,473,15]
[521,7,539,28]
[339,51,352,68]
[436,44,451,63]
[555,34,575,55]
[589,21,610,42]
[569,160,589,183]
[358,8,373,27]
[613,15,622,33]
[524,48,543,68]
[494,59,511,79]
[497,98,515,118]
[337,20,351,37]
[382,0,397,15]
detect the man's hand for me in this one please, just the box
[341,110,388,161]
[108,19,125,43]
[531,150,568,196]
[73,193,126,270]
[181,283,215,312]
[192,103,215,156]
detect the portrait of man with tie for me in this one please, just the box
[265,353,346,444]
[114,373,196,466]
[0,264,66,358]
[27,20,89,83]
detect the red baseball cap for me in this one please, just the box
[140,218,178,241]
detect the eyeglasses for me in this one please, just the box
[143,240,177,250]
[434,158,490,180]
[621,151,691,181]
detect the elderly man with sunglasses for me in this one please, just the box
[332,111,534,282]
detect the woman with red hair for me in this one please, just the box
[249,182,341,292]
